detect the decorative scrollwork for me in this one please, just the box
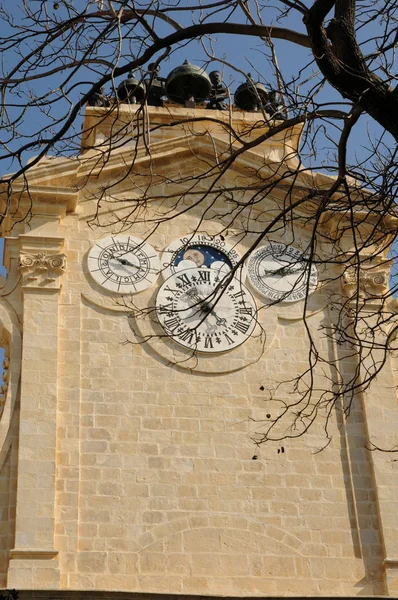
[342,266,389,299]
[19,252,67,288]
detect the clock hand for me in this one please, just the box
[261,264,303,277]
[185,288,203,306]
[200,301,227,326]
[261,268,288,277]
[113,256,140,269]
[280,264,304,276]
[213,313,227,327]
[185,289,227,327]
[199,302,227,328]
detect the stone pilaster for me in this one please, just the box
[361,354,398,595]
[7,236,66,589]
[361,342,398,595]
[340,264,398,595]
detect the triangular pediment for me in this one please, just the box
[1,105,394,240]
[2,104,318,188]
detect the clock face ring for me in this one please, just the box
[156,267,257,353]
[100,246,150,278]
[247,243,318,303]
[162,234,242,281]
[88,235,160,294]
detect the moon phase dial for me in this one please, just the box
[88,235,160,294]
[161,234,242,281]
[156,267,257,353]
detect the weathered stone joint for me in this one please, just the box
[342,265,389,300]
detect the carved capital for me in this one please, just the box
[342,266,389,300]
[19,252,67,289]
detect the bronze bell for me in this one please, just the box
[117,72,146,104]
[166,60,212,107]
[87,85,110,108]
[234,76,269,112]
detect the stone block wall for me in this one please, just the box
[46,192,387,596]
[1,108,397,595]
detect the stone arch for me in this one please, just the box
[136,515,305,556]
[0,297,21,448]
[0,297,21,585]
[132,517,307,586]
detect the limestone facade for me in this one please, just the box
[0,105,397,597]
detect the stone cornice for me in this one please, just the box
[80,104,304,179]
[0,184,78,217]
[0,184,78,236]
[18,234,65,251]
[1,106,395,241]
[81,104,304,155]
[78,142,193,180]
[78,109,396,231]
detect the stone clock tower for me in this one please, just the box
[0,100,397,599]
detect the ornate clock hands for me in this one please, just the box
[185,288,202,305]
[247,243,318,303]
[207,308,227,328]
[157,267,256,353]
[279,264,304,276]
[87,235,160,294]
[185,288,227,327]
[113,255,140,269]
[260,262,304,278]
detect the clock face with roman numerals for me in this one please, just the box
[156,267,257,353]
[88,235,160,294]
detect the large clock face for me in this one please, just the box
[156,267,257,353]
[161,234,241,280]
[247,243,318,303]
[88,235,160,293]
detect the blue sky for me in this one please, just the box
[0,241,5,277]
[0,2,395,281]
[0,2,391,175]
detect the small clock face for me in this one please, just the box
[88,235,160,294]
[247,243,318,303]
[162,234,241,280]
[156,267,257,353]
